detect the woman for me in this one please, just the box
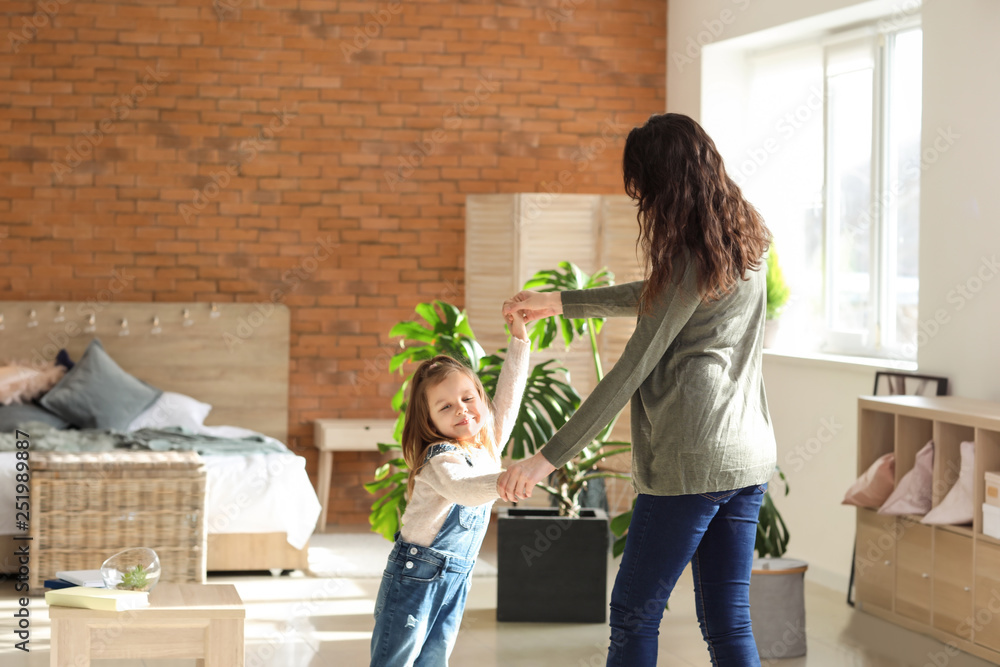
[498,112,777,667]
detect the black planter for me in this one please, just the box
[496,506,609,623]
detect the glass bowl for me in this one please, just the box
[100,547,161,592]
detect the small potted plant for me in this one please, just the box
[100,547,161,592]
[764,244,790,348]
[118,565,150,591]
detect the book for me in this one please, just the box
[55,569,105,587]
[43,579,77,590]
[45,586,150,612]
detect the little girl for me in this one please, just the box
[370,312,530,667]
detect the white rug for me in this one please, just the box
[307,532,497,578]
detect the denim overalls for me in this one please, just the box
[370,444,492,667]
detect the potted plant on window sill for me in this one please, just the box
[764,244,790,348]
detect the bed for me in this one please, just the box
[0,300,319,575]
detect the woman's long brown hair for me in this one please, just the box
[622,113,772,313]
[401,355,496,498]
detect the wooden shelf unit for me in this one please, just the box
[855,395,1000,661]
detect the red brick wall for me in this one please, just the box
[0,0,665,525]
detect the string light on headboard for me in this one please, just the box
[182,308,194,327]
[0,313,5,331]
[85,314,96,333]
[210,303,221,318]
[54,304,66,323]
[119,318,130,337]
[151,316,162,335]
[27,309,38,328]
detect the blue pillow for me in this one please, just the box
[0,403,70,432]
[40,338,162,430]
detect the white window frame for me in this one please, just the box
[820,18,921,359]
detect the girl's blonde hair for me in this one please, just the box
[401,355,497,498]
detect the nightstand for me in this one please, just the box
[313,418,396,532]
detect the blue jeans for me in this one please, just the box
[370,540,476,666]
[607,484,766,667]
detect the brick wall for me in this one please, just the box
[0,0,665,526]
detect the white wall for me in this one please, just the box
[916,0,1000,401]
[668,0,1000,590]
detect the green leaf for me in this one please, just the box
[364,478,392,493]
[393,413,405,443]
[389,347,422,373]
[576,446,631,472]
[414,302,440,328]
[389,321,435,342]
[376,441,401,454]
[612,534,628,558]
[610,510,633,537]
[391,383,407,412]
[454,313,475,338]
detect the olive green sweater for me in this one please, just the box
[541,261,777,496]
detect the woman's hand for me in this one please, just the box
[502,290,563,324]
[497,452,556,502]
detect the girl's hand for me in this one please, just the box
[506,308,528,342]
[502,290,563,324]
[497,452,556,502]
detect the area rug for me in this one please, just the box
[307,532,498,578]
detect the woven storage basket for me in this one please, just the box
[28,450,207,592]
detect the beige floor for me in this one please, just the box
[0,528,996,666]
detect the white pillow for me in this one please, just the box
[127,391,212,431]
[878,440,934,516]
[922,441,975,525]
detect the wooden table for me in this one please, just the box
[49,583,245,666]
[314,418,395,531]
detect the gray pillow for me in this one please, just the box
[0,403,70,432]
[40,338,162,430]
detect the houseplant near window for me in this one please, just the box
[756,465,790,558]
[764,244,790,348]
[748,467,809,659]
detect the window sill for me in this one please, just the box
[762,348,918,373]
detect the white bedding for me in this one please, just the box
[0,426,321,551]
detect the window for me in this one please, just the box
[708,20,922,359]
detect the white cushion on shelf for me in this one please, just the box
[922,441,975,525]
[878,440,934,516]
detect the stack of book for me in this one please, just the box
[45,586,150,611]
[44,569,105,590]
[44,570,150,611]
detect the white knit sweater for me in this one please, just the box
[399,337,530,546]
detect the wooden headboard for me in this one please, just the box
[0,301,290,442]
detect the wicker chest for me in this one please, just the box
[28,450,207,592]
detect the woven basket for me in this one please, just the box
[28,450,207,592]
